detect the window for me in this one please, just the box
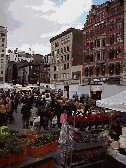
[67,63,69,69]
[111,8,115,15]
[67,46,69,51]
[116,64,120,75]
[109,65,114,76]
[64,55,66,61]
[110,35,114,45]
[52,51,54,56]
[68,37,70,42]
[89,67,93,77]
[1,71,3,74]
[97,51,100,60]
[67,73,69,79]
[55,50,57,55]
[85,55,89,63]
[97,27,99,35]
[116,33,121,43]
[101,12,103,19]
[67,54,69,60]
[2,50,4,52]
[101,50,105,60]
[61,65,63,70]
[2,44,4,47]
[1,33,5,36]
[90,42,93,50]
[1,59,3,63]
[56,66,58,71]
[90,54,93,62]
[97,39,100,47]
[102,39,105,46]
[85,69,88,77]
[61,74,63,79]
[116,48,120,58]
[109,50,114,59]
[54,66,56,71]
[64,64,66,70]
[64,73,66,79]
[110,21,114,31]
[86,32,89,39]
[61,56,63,61]
[96,68,99,76]
[61,40,64,45]
[56,57,59,63]
[57,49,59,54]
[64,47,66,52]
[86,43,89,51]
[90,30,94,38]
[104,24,106,33]
[73,75,77,80]
[52,59,54,64]
[61,48,63,53]
[1,54,4,57]
[2,39,4,42]
[102,68,105,76]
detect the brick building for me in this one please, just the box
[82,0,124,85]
[49,28,83,85]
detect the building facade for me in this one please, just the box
[49,28,83,84]
[0,26,7,83]
[82,0,124,85]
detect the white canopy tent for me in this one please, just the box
[96,90,126,112]
[0,83,14,90]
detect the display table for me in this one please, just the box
[4,148,63,168]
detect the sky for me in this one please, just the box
[0,0,110,55]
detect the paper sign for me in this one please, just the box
[60,114,67,123]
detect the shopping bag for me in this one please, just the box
[60,114,67,123]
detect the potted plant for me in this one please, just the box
[0,148,9,168]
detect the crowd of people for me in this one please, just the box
[0,88,108,130]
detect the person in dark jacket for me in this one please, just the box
[21,103,31,129]
[55,101,61,128]
[110,120,122,141]
[14,94,18,113]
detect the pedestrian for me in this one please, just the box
[0,100,6,126]
[21,103,31,129]
[6,98,14,124]
[14,94,18,113]
[55,101,61,128]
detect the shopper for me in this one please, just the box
[6,98,14,124]
[0,100,6,126]
[21,103,31,129]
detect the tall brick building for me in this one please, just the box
[49,28,83,84]
[82,0,124,85]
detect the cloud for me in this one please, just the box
[3,0,93,55]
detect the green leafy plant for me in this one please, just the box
[0,148,9,157]
[8,129,19,135]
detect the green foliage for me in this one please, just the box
[8,129,19,135]
[0,148,9,157]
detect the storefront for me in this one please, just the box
[90,84,102,100]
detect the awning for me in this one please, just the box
[84,67,88,70]
[115,62,120,67]
[89,66,93,70]
[101,65,105,69]
[89,54,93,58]
[108,63,114,68]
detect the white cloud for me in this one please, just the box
[5,0,93,55]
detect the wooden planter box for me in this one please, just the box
[49,141,57,152]
[0,150,27,167]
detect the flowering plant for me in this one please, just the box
[67,114,110,130]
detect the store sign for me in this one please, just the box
[91,85,102,91]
